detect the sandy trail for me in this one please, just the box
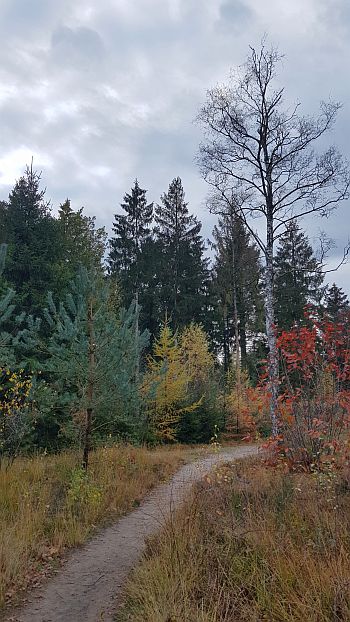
[7,445,257,622]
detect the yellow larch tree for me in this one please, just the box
[142,321,200,441]
[180,323,214,389]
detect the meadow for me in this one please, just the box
[0,444,189,610]
[118,457,350,622]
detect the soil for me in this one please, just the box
[6,445,257,622]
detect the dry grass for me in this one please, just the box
[0,444,189,610]
[118,458,350,622]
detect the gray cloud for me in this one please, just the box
[0,0,349,292]
[51,25,105,66]
[219,0,252,28]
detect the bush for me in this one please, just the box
[268,313,350,471]
[0,368,32,465]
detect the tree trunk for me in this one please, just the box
[225,310,231,371]
[230,216,241,434]
[265,219,279,436]
[239,323,247,364]
[135,290,140,418]
[231,240,241,375]
[232,244,241,434]
[223,305,229,373]
[82,299,95,471]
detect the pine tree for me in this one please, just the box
[154,177,209,329]
[274,222,325,329]
[212,214,264,370]
[3,165,62,314]
[325,283,349,320]
[44,267,149,468]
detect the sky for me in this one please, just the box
[0,0,349,292]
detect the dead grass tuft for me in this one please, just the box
[0,444,188,610]
[118,458,350,622]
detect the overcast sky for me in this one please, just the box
[0,0,349,291]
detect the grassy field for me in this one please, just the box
[0,444,189,610]
[118,458,350,622]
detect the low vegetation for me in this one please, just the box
[118,457,350,622]
[0,444,188,609]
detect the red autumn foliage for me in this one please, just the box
[265,311,350,471]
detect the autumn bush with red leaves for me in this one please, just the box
[265,311,350,471]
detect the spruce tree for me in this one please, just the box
[325,283,349,320]
[274,222,325,329]
[154,177,209,329]
[58,200,107,271]
[3,165,62,314]
[56,199,107,296]
[0,243,41,367]
[0,244,16,366]
[108,180,155,334]
[108,180,153,297]
[0,244,41,460]
[0,201,9,247]
[212,214,263,370]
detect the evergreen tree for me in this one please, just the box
[108,180,155,333]
[55,199,107,300]
[108,180,153,296]
[3,165,62,314]
[274,222,325,329]
[212,214,264,370]
[154,177,209,329]
[0,244,16,366]
[44,267,149,467]
[325,283,349,320]
[0,244,41,460]
[0,201,9,248]
[58,200,107,272]
[0,243,38,367]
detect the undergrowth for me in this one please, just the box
[118,458,350,622]
[0,444,188,610]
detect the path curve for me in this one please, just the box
[8,445,257,622]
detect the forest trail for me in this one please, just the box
[7,445,258,622]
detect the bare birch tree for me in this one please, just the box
[197,43,349,435]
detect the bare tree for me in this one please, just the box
[197,43,349,435]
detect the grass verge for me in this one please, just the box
[0,444,189,610]
[117,458,350,622]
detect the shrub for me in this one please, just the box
[268,312,350,471]
[0,368,32,466]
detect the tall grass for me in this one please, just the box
[0,444,187,609]
[118,458,350,621]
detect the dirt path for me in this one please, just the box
[8,445,257,622]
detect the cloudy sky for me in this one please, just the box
[0,0,349,290]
